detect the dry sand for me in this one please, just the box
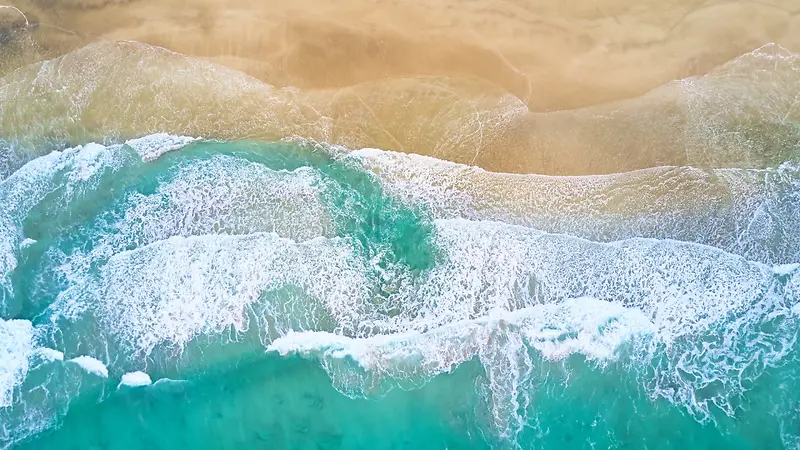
[2,0,800,111]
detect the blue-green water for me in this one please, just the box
[0,136,798,449]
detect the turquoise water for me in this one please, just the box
[0,136,798,449]
[12,351,800,450]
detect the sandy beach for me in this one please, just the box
[2,0,799,111]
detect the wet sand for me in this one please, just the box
[2,0,800,111]
[2,1,800,177]
[2,39,799,177]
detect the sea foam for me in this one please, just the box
[0,319,35,408]
[353,149,800,264]
[125,134,199,162]
[68,356,109,378]
[119,371,152,388]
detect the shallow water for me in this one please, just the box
[1,1,800,449]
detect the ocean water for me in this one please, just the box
[0,40,799,450]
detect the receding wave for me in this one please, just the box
[2,41,800,178]
[354,149,800,264]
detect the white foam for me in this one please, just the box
[265,217,797,433]
[35,348,64,362]
[774,263,800,276]
[352,149,800,265]
[0,319,35,407]
[153,378,186,386]
[46,154,334,303]
[66,212,795,431]
[125,134,199,162]
[269,298,653,437]
[19,238,36,249]
[71,143,112,181]
[113,155,334,244]
[425,220,798,420]
[78,232,369,357]
[0,149,73,295]
[522,297,653,360]
[0,142,124,295]
[269,330,348,357]
[67,356,108,378]
[270,297,652,371]
[118,371,152,388]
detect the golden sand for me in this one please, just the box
[1,0,800,176]
[2,0,800,110]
